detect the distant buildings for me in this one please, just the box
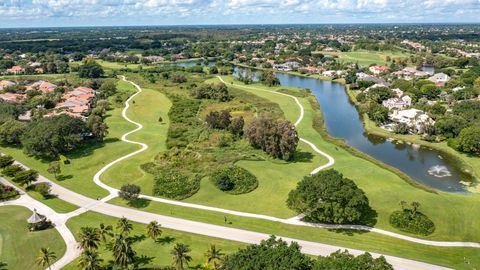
[6,66,25,75]
[401,40,426,51]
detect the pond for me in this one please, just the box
[233,67,473,193]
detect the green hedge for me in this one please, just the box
[153,171,200,200]
[389,210,435,235]
[211,166,258,195]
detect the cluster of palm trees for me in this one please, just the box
[34,217,227,270]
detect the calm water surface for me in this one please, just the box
[234,67,473,193]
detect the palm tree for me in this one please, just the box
[78,250,103,270]
[411,201,421,217]
[111,234,136,269]
[98,223,113,242]
[399,200,407,211]
[116,217,133,236]
[146,221,162,241]
[0,261,7,270]
[79,227,101,250]
[171,243,192,270]
[36,247,57,270]
[204,244,224,270]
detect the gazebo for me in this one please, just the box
[27,209,48,231]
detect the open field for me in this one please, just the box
[64,211,245,269]
[0,206,66,270]
[313,50,410,66]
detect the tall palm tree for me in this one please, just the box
[0,261,7,270]
[79,227,101,250]
[36,247,57,270]
[204,245,224,270]
[116,217,133,236]
[146,221,162,241]
[171,243,192,270]
[111,234,136,269]
[98,223,113,242]
[78,250,103,270]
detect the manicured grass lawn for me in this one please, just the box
[0,206,66,270]
[313,50,410,66]
[27,191,78,213]
[208,76,480,245]
[0,79,138,198]
[64,211,244,270]
[101,87,172,195]
[110,197,480,269]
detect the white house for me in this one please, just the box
[382,96,412,110]
[389,109,434,134]
[428,73,450,86]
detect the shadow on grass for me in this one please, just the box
[66,138,120,160]
[156,236,175,245]
[292,151,314,163]
[133,255,155,269]
[128,198,151,208]
[131,234,147,243]
[56,174,73,181]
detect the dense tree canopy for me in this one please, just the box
[287,169,373,225]
[192,83,231,101]
[78,60,104,78]
[245,116,298,160]
[21,115,88,158]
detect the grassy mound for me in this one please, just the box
[211,166,258,194]
[153,170,200,200]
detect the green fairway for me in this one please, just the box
[0,206,66,270]
[64,211,244,270]
[313,50,410,66]
[109,197,480,269]
[101,86,172,195]
[0,79,138,198]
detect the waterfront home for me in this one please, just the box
[382,96,412,110]
[356,73,390,87]
[389,108,434,134]
[369,65,389,75]
[392,67,430,80]
[428,73,450,87]
[273,61,300,71]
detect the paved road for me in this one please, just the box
[0,178,81,270]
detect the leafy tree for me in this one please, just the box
[117,217,133,236]
[171,243,192,270]
[228,117,245,137]
[314,250,393,270]
[36,247,57,270]
[78,249,103,270]
[34,183,51,198]
[393,123,409,135]
[434,115,468,139]
[287,169,372,225]
[204,245,224,270]
[97,223,113,243]
[21,115,88,158]
[456,126,480,155]
[366,103,389,124]
[2,164,23,177]
[260,70,280,86]
[98,80,117,98]
[0,120,27,145]
[13,169,38,187]
[193,83,231,101]
[47,161,61,179]
[452,100,480,123]
[420,84,441,100]
[111,234,136,269]
[78,60,104,78]
[118,184,141,202]
[245,117,298,160]
[0,102,19,125]
[206,111,231,129]
[222,236,312,270]
[79,227,101,251]
[0,261,6,270]
[357,80,375,89]
[146,221,162,241]
[87,115,108,141]
[0,155,14,168]
[367,87,395,103]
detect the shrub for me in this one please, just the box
[2,164,23,177]
[34,183,52,198]
[287,169,373,225]
[13,169,38,187]
[118,184,141,201]
[206,111,231,129]
[171,74,187,83]
[153,171,200,200]
[393,123,409,134]
[0,184,18,201]
[390,210,435,235]
[211,166,258,194]
[0,155,14,168]
[192,83,231,101]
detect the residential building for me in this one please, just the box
[428,73,450,87]
[369,65,389,75]
[389,109,434,134]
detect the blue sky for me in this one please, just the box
[0,0,479,28]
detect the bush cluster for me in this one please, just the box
[389,203,435,235]
[0,184,18,201]
[153,171,200,200]
[192,83,231,101]
[211,166,258,194]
